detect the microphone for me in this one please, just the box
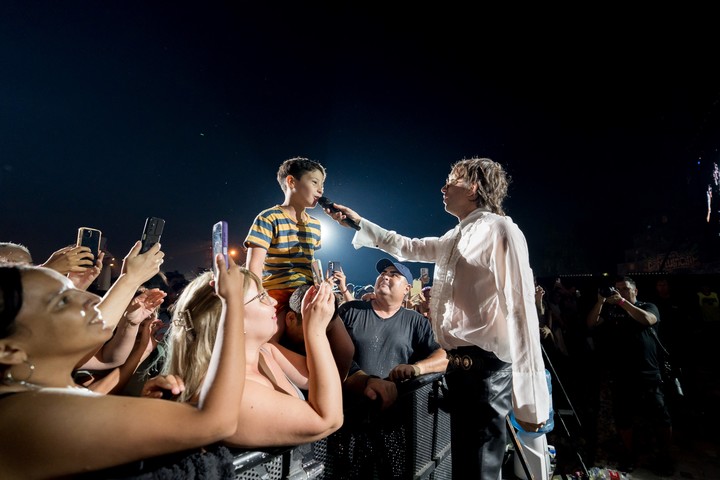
[318,196,360,230]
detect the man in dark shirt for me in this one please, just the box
[341,258,447,393]
[586,276,673,475]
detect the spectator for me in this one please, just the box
[342,259,447,387]
[586,276,673,475]
[328,258,447,479]
[0,255,246,478]
[159,269,343,447]
[327,264,355,304]
[0,242,32,264]
[0,241,104,291]
[274,283,354,382]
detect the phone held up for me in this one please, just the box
[140,217,165,254]
[76,227,102,266]
[327,260,342,278]
[212,221,229,275]
[311,259,324,286]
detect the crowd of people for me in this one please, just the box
[2,156,716,479]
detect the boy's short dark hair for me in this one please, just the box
[288,283,340,323]
[277,157,326,192]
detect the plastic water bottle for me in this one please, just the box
[510,369,555,434]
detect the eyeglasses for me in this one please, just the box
[245,290,273,306]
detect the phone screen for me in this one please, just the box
[76,227,102,265]
[140,217,165,254]
[212,221,228,272]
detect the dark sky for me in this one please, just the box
[2,3,720,286]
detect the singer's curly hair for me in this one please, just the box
[451,158,510,215]
[277,157,326,193]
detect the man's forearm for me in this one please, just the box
[414,348,449,375]
[618,301,657,326]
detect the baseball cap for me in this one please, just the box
[375,258,414,285]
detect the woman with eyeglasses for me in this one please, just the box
[0,254,246,479]
[158,270,343,447]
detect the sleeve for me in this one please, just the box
[413,314,442,357]
[244,211,274,250]
[490,220,550,424]
[351,218,443,263]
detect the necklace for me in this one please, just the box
[3,375,87,392]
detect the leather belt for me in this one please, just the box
[447,351,478,370]
[446,346,509,372]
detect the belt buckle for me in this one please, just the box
[448,352,479,370]
[461,355,473,370]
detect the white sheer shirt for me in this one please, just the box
[352,208,549,423]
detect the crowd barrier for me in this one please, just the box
[97,373,451,479]
[231,372,451,479]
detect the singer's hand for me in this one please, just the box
[324,203,361,229]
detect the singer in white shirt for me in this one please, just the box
[325,157,549,480]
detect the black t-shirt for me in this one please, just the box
[597,300,661,381]
[339,300,441,379]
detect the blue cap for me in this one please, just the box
[375,258,414,285]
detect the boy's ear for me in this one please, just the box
[0,340,28,367]
[285,175,297,191]
[285,311,298,326]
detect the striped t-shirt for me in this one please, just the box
[244,205,322,290]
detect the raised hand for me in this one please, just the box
[125,288,167,326]
[67,251,105,290]
[42,245,96,274]
[213,253,244,303]
[301,282,335,332]
[121,241,165,285]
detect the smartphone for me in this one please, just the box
[327,261,342,277]
[411,279,423,297]
[212,221,228,272]
[76,227,102,265]
[140,217,165,254]
[311,259,324,286]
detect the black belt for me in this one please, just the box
[446,346,509,372]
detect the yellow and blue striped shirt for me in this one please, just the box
[244,205,322,290]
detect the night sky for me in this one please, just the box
[2,3,719,287]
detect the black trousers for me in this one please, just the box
[445,346,513,480]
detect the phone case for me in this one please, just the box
[212,221,229,269]
[140,217,165,253]
[311,259,324,285]
[76,227,102,263]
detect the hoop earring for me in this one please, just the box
[4,358,35,385]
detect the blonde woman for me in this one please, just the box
[162,272,343,447]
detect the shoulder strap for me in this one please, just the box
[647,326,670,357]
